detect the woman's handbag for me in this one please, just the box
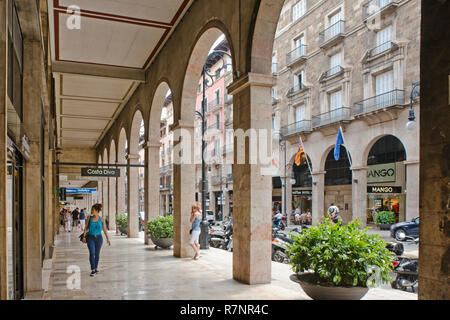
[79,216,92,242]
[189,228,192,234]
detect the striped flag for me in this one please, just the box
[294,137,305,166]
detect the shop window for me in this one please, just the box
[325,147,352,185]
[367,135,406,165]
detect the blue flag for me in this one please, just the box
[334,127,344,161]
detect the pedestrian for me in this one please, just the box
[72,208,80,230]
[189,204,202,260]
[79,208,86,231]
[65,209,72,232]
[59,208,66,232]
[81,203,111,277]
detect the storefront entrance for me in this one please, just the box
[6,137,24,300]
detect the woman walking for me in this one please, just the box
[189,204,202,260]
[81,203,111,277]
[65,209,72,232]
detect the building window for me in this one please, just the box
[216,113,220,129]
[215,89,220,104]
[292,71,304,91]
[292,0,306,22]
[329,90,342,111]
[328,9,342,38]
[375,25,393,54]
[272,87,277,100]
[375,70,394,95]
[295,105,305,122]
[329,51,342,76]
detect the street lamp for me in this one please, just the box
[279,139,296,218]
[406,82,420,131]
[196,50,232,249]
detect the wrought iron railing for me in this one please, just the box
[323,65,344,78]
[363,0,397,19]
[312,107,351,128]
[289,83,306,95]
[208,99,223,112]
[369,41,395,57]
[319,20,345,46]
[280,120,312,137]
[286,45,307,65]
[353,89,405,115]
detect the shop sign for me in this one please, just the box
[367,163,396,183]
[367,186,402,194]
[81,167,120,177]
[61,188,97,194]
[292,190,312,195]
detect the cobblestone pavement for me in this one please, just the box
[43,230,417,300]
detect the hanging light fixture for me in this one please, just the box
[406,82,420,131]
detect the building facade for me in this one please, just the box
[272,0,421,226]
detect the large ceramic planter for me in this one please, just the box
[378,223,393,230]
[290,274,369,300]
[150,236,173,249]
[118,226,127,236]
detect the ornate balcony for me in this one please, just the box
[312,107,351,128]
[280,120,312,137]
[353,89,405,116]
[368,41,398,58]
[207,99,223,113]
[363,0,399,20]
[319,20,345,49]
[287,83,307,96]
[286,45,307,67]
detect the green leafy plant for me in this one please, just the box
[116,214,128,229]
[374,211,396,224]
[287,216,394,287]
[146,216,174,239]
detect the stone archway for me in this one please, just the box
[108,140,117,230]
[102,149,109,221]
[117,128,128,231]
[127,110,145,238]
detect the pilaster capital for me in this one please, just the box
[169,120,194,132]
[403,160,420,166]
[351,166,368,171]
[227,72,276,96]
[126,153,140,161]
[143,141,160,149]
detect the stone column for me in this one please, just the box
[172,121,195,258]
[102,178,109,221]
[165,195,170,214]
[97,180,103,206]
[22,40,44,292]
[108,174,116,230]
[145,142,160,244]
[0,0,8,299]
[223,191,230,218]
[126,154,140,238]
[351,167,368,227]
[227,73,275,284]
[116,165,125,233]
[404,161,419,221]
[312,171,325,225]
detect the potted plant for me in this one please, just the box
[374,211,396,230]
[287,217,394,300]
[116,214,128,236]
[146,216,174,249]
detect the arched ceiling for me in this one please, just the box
[49,0,192,149]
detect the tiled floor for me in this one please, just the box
[44,230,417,300]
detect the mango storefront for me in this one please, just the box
[366,162,406,224]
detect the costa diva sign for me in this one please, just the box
[81,168,120,177]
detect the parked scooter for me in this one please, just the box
[272,215,287,230]
[391,236,419,292]
[209,218,233,249]
[271,227,300,263]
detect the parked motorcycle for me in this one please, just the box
[272,215,287,230]
[271,227,299,263]
[391,236,419,292]
[209,219,233,249]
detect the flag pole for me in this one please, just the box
[339,126,353,170]
[299,136,314,179]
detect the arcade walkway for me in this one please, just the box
[39,231,416,300]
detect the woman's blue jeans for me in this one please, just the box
[86,235,103,270]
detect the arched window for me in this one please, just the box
[325,147,352,185]
[292,154,312,187]
[367,135,406,165]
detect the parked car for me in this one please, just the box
[390,217,419,241]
